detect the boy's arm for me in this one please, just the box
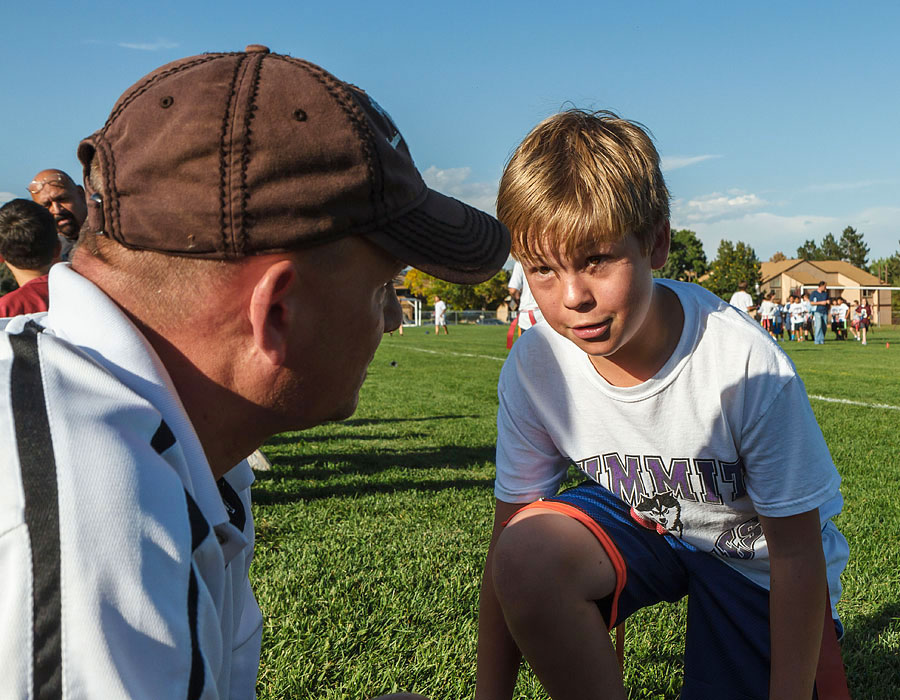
[475,499,526,700]
[759,509,827,700]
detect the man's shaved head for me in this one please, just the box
[28,169,87,241]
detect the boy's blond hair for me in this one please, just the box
[497,109,670,265]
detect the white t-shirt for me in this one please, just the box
[836,303,849,322]
[728,289,754,314]
[496,279,847,614]
[434,299,447,324]
[0,264,262,698]
[508,261,543,330]
[758,299,775,321]
[790,302,806,326]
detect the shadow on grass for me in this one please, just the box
[841,602,900,693]
[252,475,492,504]
[251,444,496,502]
[256,444,494,479]
[263,414,481,447]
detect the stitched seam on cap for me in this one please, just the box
[101,54,227,135]
[219,56,244,254]
[238,55,263,254]
[276,56,379,217]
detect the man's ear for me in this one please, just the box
[649,220,671,270]
[248,259,299,367]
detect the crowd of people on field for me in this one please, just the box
[754,290,873,345]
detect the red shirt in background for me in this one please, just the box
[0,274,50,317]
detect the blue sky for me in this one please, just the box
[3,1,898,264]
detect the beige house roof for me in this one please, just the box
[809,260,882,285]
[761,259,884,287]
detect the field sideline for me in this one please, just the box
[252,324,900,699]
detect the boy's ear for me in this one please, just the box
[248,259,300,367]
[649,220,671,270]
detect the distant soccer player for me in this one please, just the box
[433,294,449,335]
[476,109,849,700]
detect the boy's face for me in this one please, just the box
[524,223,669,369]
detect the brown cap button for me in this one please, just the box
[245,44,270,54]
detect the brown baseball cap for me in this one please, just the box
[77,45,509,284]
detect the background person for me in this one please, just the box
[810,280,829,345]
[1,45,508,699]
[856,299,870,345]
[433,294,449,334]
[27,168,87,261]
[0,198,60,316]
[729,280,757,316]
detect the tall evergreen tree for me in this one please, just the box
[820,232,842,260]
[796,239,821,260]
[839,226,869,268]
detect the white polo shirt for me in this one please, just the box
[0,264,262,698]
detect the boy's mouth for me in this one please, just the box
[571,320,611,340]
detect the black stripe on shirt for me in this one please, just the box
[9,321,62,699]
[186,566,205,700]
[151,419,176,454]
[184,490,210,552]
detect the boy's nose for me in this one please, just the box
[562,275,594,310]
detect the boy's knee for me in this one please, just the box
[491,511,616,614]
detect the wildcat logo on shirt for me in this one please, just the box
[576,451,764,558]
[631,492,683,537]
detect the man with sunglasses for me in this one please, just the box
[27,168,87,260]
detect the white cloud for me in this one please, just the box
[660,154,721,172]
[117,38,179,51]
[421,166,498,215]
[0,192,16,205]
[679,212,836,261]
[673,190,767,223]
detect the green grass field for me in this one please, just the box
[252,324,900,700]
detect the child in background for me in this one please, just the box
[759,291,776,339]
[835,298,849,340]
[801,292,813,341]
[476,109,848,700]
[856,299,870,345]
[772,295,784,341]
[791,295,806,342]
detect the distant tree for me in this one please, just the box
[870,255,900,285]
[655,228,708,281]
[839,226,869,268]
[820,232,842,260]
[0,265,16,296]
[402,268,510,309]
[797,239,822,260]
[702,239,761,301]
[769,251,786,262]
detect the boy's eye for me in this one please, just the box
[586,255,608,267]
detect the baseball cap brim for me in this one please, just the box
[365,187,510,285]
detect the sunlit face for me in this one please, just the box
[29,172,87,241]
[278,236,402,429]
[524,227,668,372]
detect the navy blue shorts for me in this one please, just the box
[517,482,843,699]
